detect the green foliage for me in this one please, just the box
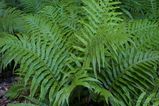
[5,81,25,99]
[0,8,23,33]
[135,92,159,106]
[0,1,24,33]
[116,0,159,19]
[8,103,36,106]
[1,0,159,106]
[72,0,125,77]
[18,0,44,13]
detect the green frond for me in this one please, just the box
[1,0,159,105]
[127,19,158,34]
[0,0,6,15]
[8,103,36,106]
[0,32,114,105]
[0,32,68,97]
[135,92,159,106]
[51,69,101,105]
[0,8,24,33]
[118,0,159,19]
[39,6,64,24]
[71,0,127,77]
[127,19,159,50]
[24,14,64,40]
[5,81,25,99]
[100,48,159,105]
[19,0,43,13]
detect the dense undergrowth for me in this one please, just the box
[1,0,159,106]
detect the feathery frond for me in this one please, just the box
[0,8,23,33]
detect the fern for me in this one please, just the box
[72,0,127,77]
[127,19,159,51]
[0,8,24,33]
[1,0,159,106]
[8,103,36,106]
[99,47,159,105]
[5,81,25,99]
[117,0,159,19]
[135,92,159,106]
[0,13,114,105]
[18,0,44,13]
[0,0,6,15]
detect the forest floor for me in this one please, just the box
[0,77,18,106]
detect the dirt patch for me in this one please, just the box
[0,77,18,106]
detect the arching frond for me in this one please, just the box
[8,103,36,106]
[135,92,159,106]
[127,19,159,50]
[117,0,159,19]
[1,0,159,106]
[71,0,128,77]
[18,0,43,13]
[0,32,115,105]
[0,8,23,33]
[100,48,159,105]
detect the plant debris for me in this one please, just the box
[0,77,18,106]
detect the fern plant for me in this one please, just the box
[135,92,159,106]
[1,0,159,106]
[116,0,159,19]
[0,0,119,105]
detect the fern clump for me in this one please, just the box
[1,0,159,106]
